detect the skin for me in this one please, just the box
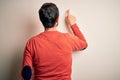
[45,10,76,31]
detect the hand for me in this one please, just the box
[65,10,76,26]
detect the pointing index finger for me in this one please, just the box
[67,9,70,16]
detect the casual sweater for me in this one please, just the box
[22,24,88,80]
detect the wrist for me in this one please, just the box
[70,22,76,26]
[71,23,77,27]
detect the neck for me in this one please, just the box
[45,26,57,31]
[45,23,58,31]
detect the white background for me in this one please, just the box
[0,0,120,80]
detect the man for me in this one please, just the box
[22,2,88,80]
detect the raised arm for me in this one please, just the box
[65,10,88,50]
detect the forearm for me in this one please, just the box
[71,24,88,49]
[71,24,86,41]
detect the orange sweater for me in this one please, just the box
[22,24,88,80]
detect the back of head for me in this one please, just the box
[39,3,59,28]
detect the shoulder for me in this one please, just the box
[26,33,42,44]
[63,33,80,43]
[64,32,77,39]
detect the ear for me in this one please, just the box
[54,17,59,27]
[56,17,59,23]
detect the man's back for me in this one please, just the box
[31,31,73,80]
[22,24,87,80]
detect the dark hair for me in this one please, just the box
[39,3,59,28]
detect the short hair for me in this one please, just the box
[39,3,59,28]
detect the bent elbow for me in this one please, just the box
[85,41,88,48]
[82,41,88,50]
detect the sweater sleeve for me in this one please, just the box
[66,24,88,51]
[22,39,33,80]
